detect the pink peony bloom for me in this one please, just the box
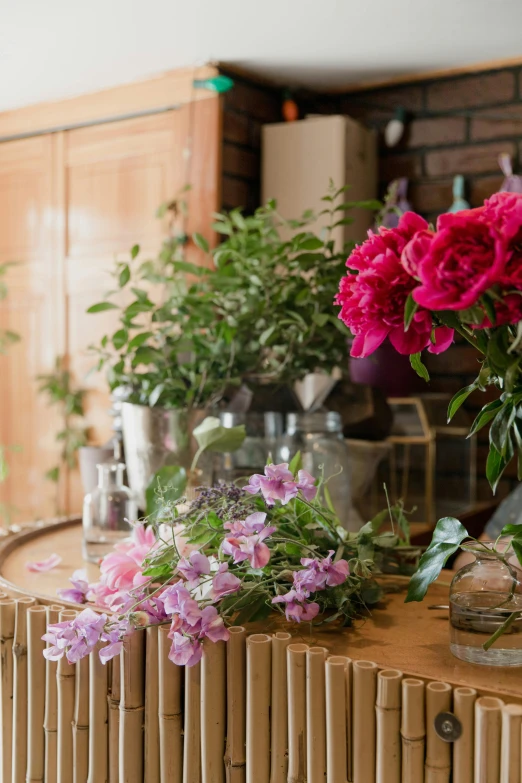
[57,569,89,604]
[26,553,62,573]
[210,563,241,600]
[99,524,156,591]
[272,590,320,623]
[177,551,211,588]
[244,463,298,506]
[472,293,522,329]
[295,470,317,501]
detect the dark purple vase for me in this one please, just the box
[349,339,424,398]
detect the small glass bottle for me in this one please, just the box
[450,545,522,666]
[82,462,137,563]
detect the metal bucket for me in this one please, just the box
[121,403,208,508]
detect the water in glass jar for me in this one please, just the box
[450,591,522,666]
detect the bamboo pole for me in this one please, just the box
[225,627,246,783]
[425,681,452,783]
[88,641,109,783]
[287,643,308,783]
[144,626,160,783]
[12,596,36,783]
[183,661,201,783]
[353,660,378,783]
[44,605,63,783]
[325,655,348,783]
[0,599,16,783]
[26,605,47,783]
[73,652,90,783]
[271,632,291,783]
[453,687,476,783]
[401,678,425,783]
[475,697,503,783]
[109,654,121,783]
[57,609,77,783]
[158,624,182,783]
[345,654,353,783]
[375,669,402,783]
[500,704,522,783]
[119,630,145,783]
[307,648,327,783]
[201,637,226,783]
[246,634,271,783]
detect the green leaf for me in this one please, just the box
[172,260,206,276]
[125,301,153,318]
[145,466,187,517]
[505,358,521,393]
[87,302,119,313]
[259,325,276,346]
[511,539,522,568]
[299,237,323,251]
[45,466,60,483]
[130,244,140,260]
[447,382,478,422]
[192,416,246,454]
[119,265,130,287]
[288,451,302,474]
[193,233,209,253]
[405,517,468,602]
[132,346,160,366]
[187,529,217,547]
[127,332,153,350]
[148,384,165,407]
[500,523,522,538]
[207,511,223,530]
[285,542,302,557]
[486,445,506,493]
[410,353,430,382]
[112,329,128,350]
[468,399,504,436]
[489,404,515,458]
[404,293,419,331]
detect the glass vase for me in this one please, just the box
[214,412,284,484]
[82,462,137,563]
[450,545,522,666]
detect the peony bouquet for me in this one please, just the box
[336,191,522,494]
[43,457,415,667]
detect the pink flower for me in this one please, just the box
[272,590,320,623]
[43,608,108,663]
[168,631,203,667]
[210,563,241,600]
[198,606,230,642]
[222,525,276,569]
[295,470,317,501]
[26,553,62,573]
[57,569,89,604]
[405,213,508,311]
[472,293,522,329]
[244,463,298,506]
[177,552,211,588]
[99,524,156,591]
[224,511,268,536]
[162,582,202,627]
[293,551,350,597]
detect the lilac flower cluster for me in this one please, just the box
[245,463,316,506]
[272,551,350,623]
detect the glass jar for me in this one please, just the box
[278,412,358,531]
[82,462,137,563]
[214,412,283,484]
[450,545,522,666]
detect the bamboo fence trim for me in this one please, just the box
[425,681,452,783]
[158,624,182,783]
[12,596,36,783]
[201,637,226,783]
[88,641,109,783]
[144,625,160,783]
[307,647,327,783]
[401,678,425,783]
[500,704,522,783]
[183,661,201,783]
[271,631,291,783]
[376,669,402,783]
[475,696,503,783]
[246,634,271,783]
[56,610,77,783]
[73,653,90,783]
[44,605,63,783]
[453,686,476,783]
[108,653,121,783]
[27,605,47,783]
[324,655,348,783]
[287,643,308,783]
[353,660,378,783]
[119,630,145,783]
[0,599,16,783]
[225,626,246,783]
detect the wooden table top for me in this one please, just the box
[0,519,520,701]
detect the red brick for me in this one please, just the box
[469,175,504,207]
[222,143,259,179]
[471,103,522,140]
[425,141,516,177]
[405,116,466,148]
[353,85,424,113]
[380,153,423,182]
[426,71,515,111]
[409,179,453,213]
[222,176,252,209]
[223,111,250,146]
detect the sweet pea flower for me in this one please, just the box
[177,551,211,588]
[57,569,90,604]
[272,591,320,623]
[295,470,317,501]
[210,563,241,600]
[162,582,202,627]
[168,631,203,667]
[300,551,350,588]
[99,619,131,664]
[244,463,299,506]
[224,511,268,536]
[43,608,108,663]
[198,606,230,642]
[222,524,276,569]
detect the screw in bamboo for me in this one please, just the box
[183,661,201,783]
[119,630,146,783]
[12,596,36,783]
[271,632,291,783]
[201,637,226,783]
[0,599,16,783]
[88,641,109,783]
[44,605,63,783]
[73,651,90,783]
[453,687,476,783]
[225,627,246,783]
[56,609,77,783]
[352,660,378,783]
[158,624,182,783]
[425,681,452,783]
[375,669,402,783]
[246,634,271,783]
[500,704,522,783]
[325,655,349,783]
[26,605,48,783]
[144,626,160,783]
[475,696,503,783]
[287,643,308,783]
[108,654,121,783]
[400,678,425,783]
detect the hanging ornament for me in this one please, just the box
[384,107,406,148]
[447,175,470,213]
[282,90,299,122]
[498,153,522,193]
[193,75,234,94]
[378,178,411,228]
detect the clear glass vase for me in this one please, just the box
[450,545,522,666]
[82,462,137,563]
[214,412,284,484]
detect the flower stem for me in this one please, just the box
[483,610,522,651]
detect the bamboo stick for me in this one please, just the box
[246,634,271,783]
[119,630,145,783]
[401,678,425,783]
[144,626,160,783]
[88,641,109,783]
[287,643,308,783]
[425,681,452,783]
[376,669,402,783]
[353,660,378,783]
[201,637,226,783]
[73,651,90,783]
[453,687,476,783]
[57,609,77,783]
[12,596,36,783]
[500,704,522,783]
[0,599,16,783]
[475,697,503,783]
[345,655,353,783]
[158,625,182,783]
[183,661,201,783]
[307,648,327,783]
[109,655,121,783]
[325,655,348,783]
[44,605,63,783]
[225,627,246,783]
[26,606,47,783]
[271,632,291,783]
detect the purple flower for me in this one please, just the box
[162,582,202,627]
[176,552,211,588]
[272,591,320,623]
[293,565,326,597]
[43,608,108,663]
[222,525,276,569]
[224,511,268,536]
[57,569,90,604]
[301,551,349,588]
[99,619,130,664]
[99,641,123,663]
[295,470,317,502]
[168,631,203,667]
[198,606,230,642]
[210,563,241,600]
[244,463,299,506]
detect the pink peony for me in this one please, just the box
[99,524,156,591]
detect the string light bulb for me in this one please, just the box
[384,107,406,148]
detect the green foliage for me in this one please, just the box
[409,352,430,382]
[406,517,468,602]
[145,466,187,518]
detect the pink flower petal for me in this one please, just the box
[26,553,62,573]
